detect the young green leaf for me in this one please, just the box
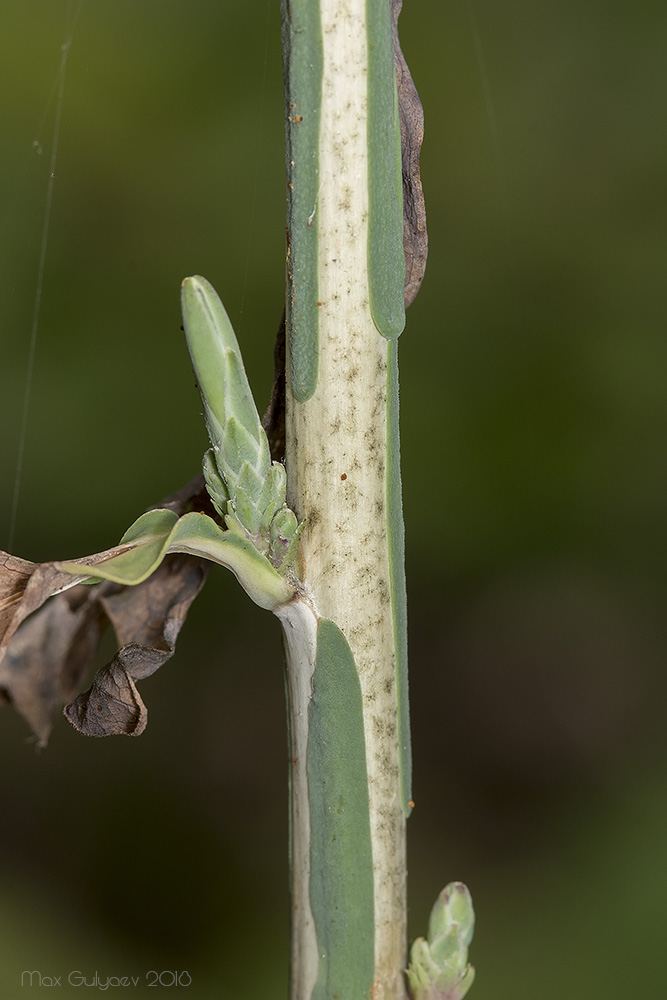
[181,275,302,561]
[58,509,296,612]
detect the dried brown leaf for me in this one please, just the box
[0,545,143,662]
[0,552,35,638]
[1,477,211,744]
[64,659,151,738]
[393,0,428,307]
[0,583,108,746]
[64,554,208,738]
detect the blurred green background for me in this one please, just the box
[2,1,666,997]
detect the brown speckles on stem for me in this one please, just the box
[284,1,407,991]
[338,185,353,214]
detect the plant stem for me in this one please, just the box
[281,1,410,996]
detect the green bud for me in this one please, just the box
[429,883,475,950]
[181,275,265,465]
[407,883,475,1000]
[271,507,299,542]
[270,508,304,575]
[181,275,299,554]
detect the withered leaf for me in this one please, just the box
[393,0,428,307]
[0,549,110,661]
[0,583,108,746]
[64,553,208,738]
[0,552,34,640]
[1,477,211,744]
[64,658,152,739]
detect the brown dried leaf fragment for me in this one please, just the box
[0,582,108,746]
[0,548,120,661]
[1,476,210,744]
[0,552,34,639]
[65,661,149,737]
[64,554,208,737]
[392,0,428,307]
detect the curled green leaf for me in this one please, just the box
[58,509,296,612]
[58,509,180,586]
[168,511,295,610]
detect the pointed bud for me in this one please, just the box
[407,883,475,1000]
[181,276,300,561]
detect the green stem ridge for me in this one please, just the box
[281,0,323,402]
[308,618,375,999]
[367,0,406,338]
[386,337,412,817]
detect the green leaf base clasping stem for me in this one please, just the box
[60,276,303,611]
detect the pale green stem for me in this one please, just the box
[282,0,410,997]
